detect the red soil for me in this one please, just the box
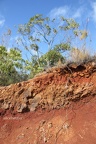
[0,62,96,144]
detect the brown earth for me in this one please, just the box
[0,62,96,144]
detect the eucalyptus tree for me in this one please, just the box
[18,14,79,54]
[17,14,87,77]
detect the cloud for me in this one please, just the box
[49,6,84,20]
[0,19,5,26]
[73,7,83,19]
[91,2,96,22]
[0,15,5,27]
[49,6,70,18]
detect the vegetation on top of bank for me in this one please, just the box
[0,14,93,86]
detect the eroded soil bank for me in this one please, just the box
[0,62,96,144]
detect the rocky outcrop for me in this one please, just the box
[0,62,96,113]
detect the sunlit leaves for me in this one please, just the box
[73,30,79,37]
[45,24,51,35]
[18,15,79,54]
[74,29,88,40]
[60,18,79,31]
[53,28,57,34]
[39,49,65,66]
[30,44,39,51]
[17,14,88,79]
[0,46,25,85]
[54,43,70,52]
[80,30,88,40]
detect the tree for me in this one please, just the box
[17,14,80,77]
[0,29,12,47]
[18,15,79,52]
[0,15,90,84]
[0,46,27,86]
[39,49,65,67]
[26,48,65,78]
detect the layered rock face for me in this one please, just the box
[0,62,96,113]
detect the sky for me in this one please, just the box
[0,0,96,55]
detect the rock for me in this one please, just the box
[16,103,28,113]
[22,86,33,99]
[47,96,54,105]
[28,94,41,111]
[92,62,96,66]
[29,103,38,111]
[2,103,9,110]
[15,88,24,96]
[74,86,83,95]
[0,61,96,113]
[48,122,53,128]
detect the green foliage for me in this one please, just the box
[24,48,65,78]
[25,55,43,78]
[54,43,70,53]
[0,29,11,47]
[0,14,91,85]
[60,17,79,30]
[73,29,88,40]
[17,14,81,77]
[0,46,27,86]
[39,49,65,67]
[18,14,79,53]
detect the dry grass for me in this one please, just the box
[69,47,91,64]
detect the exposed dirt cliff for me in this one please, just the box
[0,62,96,144]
